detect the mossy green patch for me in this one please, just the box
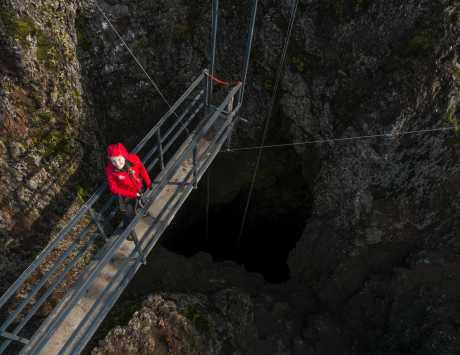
[36,31,61,70]
[35,128,73,159]
[0,11,37,47]
[73,89,82,108]
[37,110,56,122]
[0,11,62,69]
[31,110,75,161]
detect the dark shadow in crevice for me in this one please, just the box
[159,151,313,284]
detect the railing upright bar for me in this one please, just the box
[147,103,205,172]
[205,69,210,108]
[129,232,146,265]
[226,96,235,150]
[156,130,165,170]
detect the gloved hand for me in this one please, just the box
[136,192,145,209]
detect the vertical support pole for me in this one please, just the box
[209,0,219,101]
[157,129,164,170]
[89,208,108,241]
[226,0,258,150]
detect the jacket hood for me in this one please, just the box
[107,143,129,159]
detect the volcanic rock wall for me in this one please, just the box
[1,0,459,354]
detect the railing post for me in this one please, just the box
[130,232,147,265]
[227,96,234,113]
[156,129,165,170]
[225,96,235,151]
[89,208,108,241]
[192,146,198,189]
[204,69,210,111]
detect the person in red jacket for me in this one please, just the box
[106,143,152,228]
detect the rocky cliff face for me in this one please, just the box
[0,0,102,293]
[1,0,460,354]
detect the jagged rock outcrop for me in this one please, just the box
[90,247,315,355]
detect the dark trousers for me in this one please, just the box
[119,196,136,228]
[118,188,147,228]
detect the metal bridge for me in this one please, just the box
[0,71,242,354]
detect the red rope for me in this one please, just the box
[208,73,230,87]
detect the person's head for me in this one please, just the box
[107,143,129,170]
[110,155,126,170]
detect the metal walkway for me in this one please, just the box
[0,72,242,354]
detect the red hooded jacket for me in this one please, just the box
[106,143,152,199]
